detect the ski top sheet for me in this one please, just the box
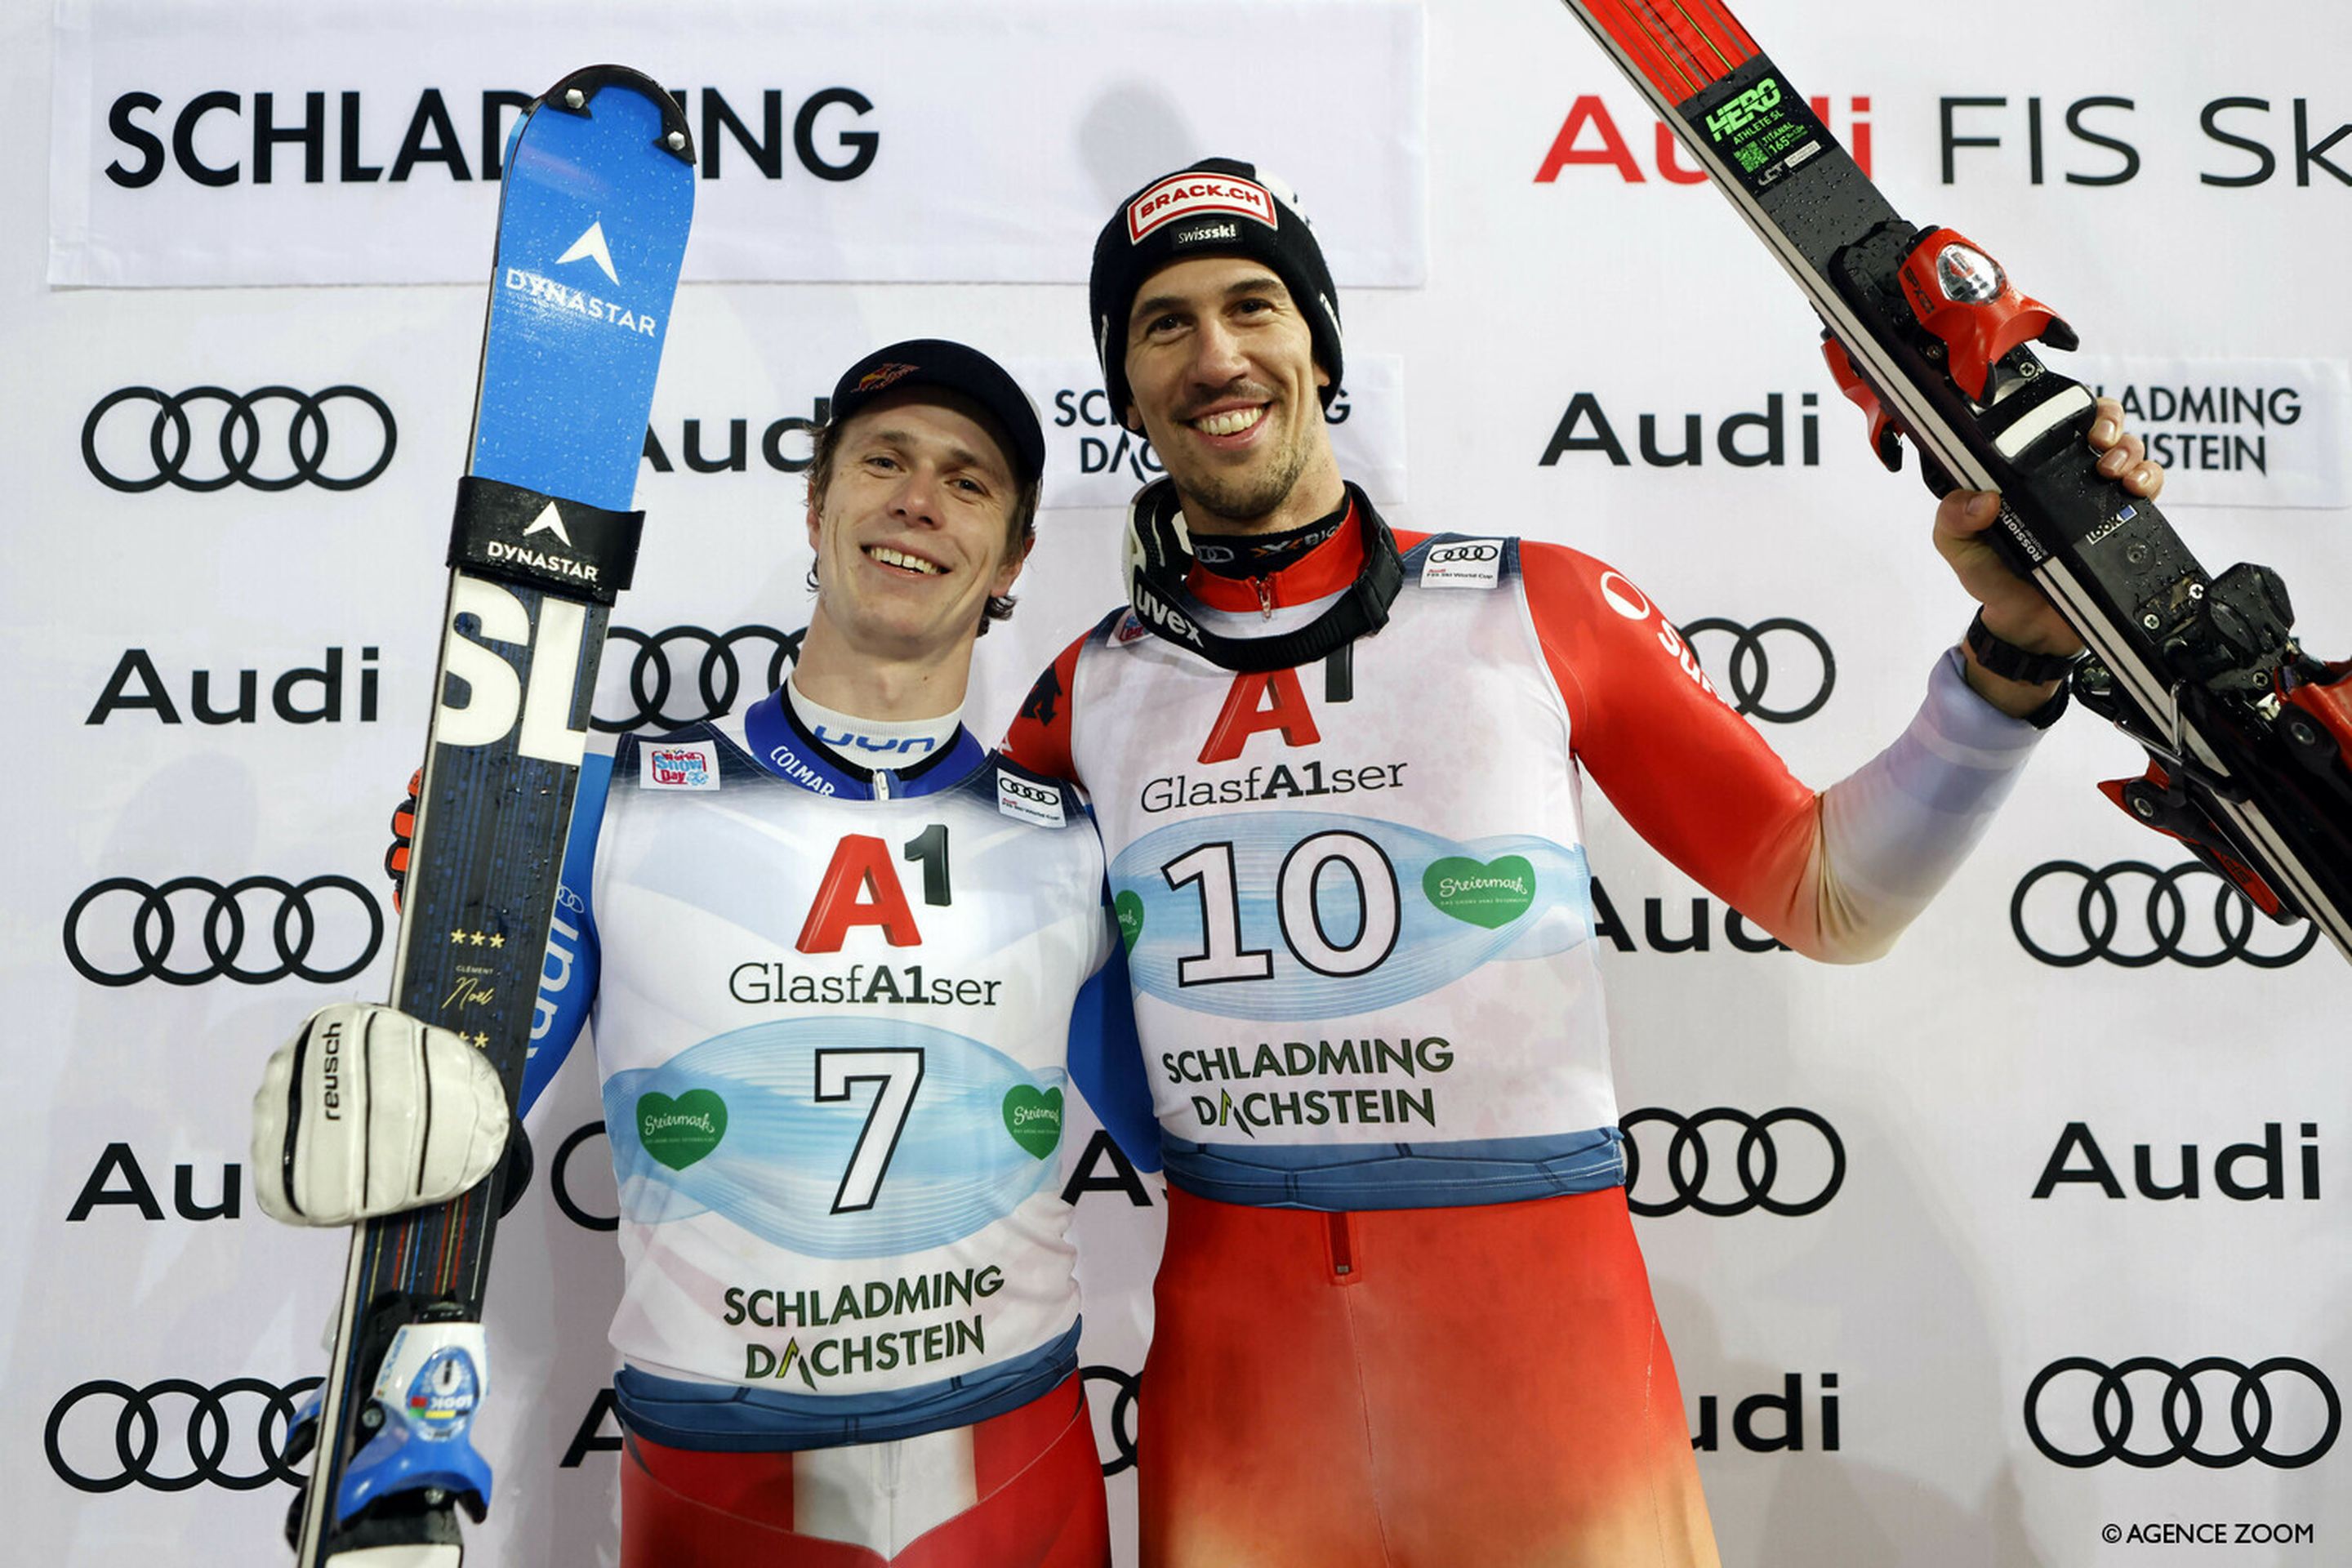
[288,69,693,1567]
[1553,0,2352,964]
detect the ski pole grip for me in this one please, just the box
[447,475,644,606]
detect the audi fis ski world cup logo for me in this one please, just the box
[1619,1107,1845,1217]
[2024,1357,2339,1469]
[1678,618,1836,724]
[47,1375,318,1492]
[2010,860,2319,967]
[63,875,384,987]
[597,623,805,733]
[81,385,394,492]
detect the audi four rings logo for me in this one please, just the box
[1081,1364,1141,1476]
[47,1376,318,1491]
[597,623,806,733]
[1619,1107,1846,1216]
[2010,860,2318,968]
[1678,617,1836,723]
[2024,1357,2339,1469]
[81,385,396,492]
[63,875,384,987]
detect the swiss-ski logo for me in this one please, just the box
[557,220,621,284]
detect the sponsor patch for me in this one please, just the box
[1420,538,1505,590]
[996,770,1065,827]
[856,363,920,393]
[1128,174,1277,243]
[643,743,720,791]
[1113,610,1151,645]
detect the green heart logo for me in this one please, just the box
[1423,855,1537,929]
[1114,891,1145,952]
[1002,1085,1064,1160]
[638,1089,728,1171]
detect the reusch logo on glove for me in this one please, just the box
[1127,173,1276,242]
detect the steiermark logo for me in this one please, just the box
[1423,856,1537,929]
[1003,1086,1064,1160]
[557,220,621,284]
[638,1089,728,1170]
[1114,891,1145,951]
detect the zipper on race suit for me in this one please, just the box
[1325,1211,1361,1284]
[1253,577,1276,618]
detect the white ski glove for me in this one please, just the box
[252,1002,510,1226]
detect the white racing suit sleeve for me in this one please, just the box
[252,1001,510,1225]
[1807,647,2051,962]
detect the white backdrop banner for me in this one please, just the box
[47,0,1428,288]
[8,1,2349,1566]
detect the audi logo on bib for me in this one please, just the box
[596,623,805,733]
[1677,617,1836,723]
[45,1376,318,1492]
[80,385,396,492]
[2009,860,2318,968]
[61,875,383,987]
[1618,1107,1846,1217]
[2023,1357,2339,1469]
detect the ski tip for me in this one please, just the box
[538,65,696,166]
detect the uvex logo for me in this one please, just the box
[1535,93,1872,183]
[105,87,875,188]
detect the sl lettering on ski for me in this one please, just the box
[1939,96,2352,189]
[87,647,379,725]
[796,828,956,954]
[1539,391,1820,468]
[2031,1121,2322,1200]
[103,86,876,189]
[1535,92,1871,184]
[1200,669,1323,763]
[437,578,590,767]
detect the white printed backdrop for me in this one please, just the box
[7,0,2348,1564]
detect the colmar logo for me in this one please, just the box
[1128,173,1276,242]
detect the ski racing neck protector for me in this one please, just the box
[1189,501,1349,577]
[1122,477,1401,673]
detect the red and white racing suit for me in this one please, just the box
[1004,504,2044,1567]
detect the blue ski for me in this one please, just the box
[286,66,694,1566]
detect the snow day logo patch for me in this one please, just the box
[638,1089,728,1169]
[645,745,718,790]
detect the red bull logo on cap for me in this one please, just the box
[1127,173,1277,243]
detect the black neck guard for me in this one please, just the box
[1121,479,1403,673]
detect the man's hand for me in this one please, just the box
[252,1003,510,1226]
[1935,394,2164,715]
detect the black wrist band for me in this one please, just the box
[1965,608,2080,685]
[2020,684,2071,730]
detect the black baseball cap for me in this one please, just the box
[826,340,1045,486]
[1089,157,1343,426]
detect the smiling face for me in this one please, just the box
[803,390,1028,666]
[1122,254,1344,535]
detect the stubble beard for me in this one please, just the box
[1175,417,1315,532]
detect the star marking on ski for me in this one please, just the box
[450,929,466,944]
[470,931,488,947]
[556,220,620,285]
[489,933,506,949]
[522,503,574,546]
[472,1032,490,1049]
